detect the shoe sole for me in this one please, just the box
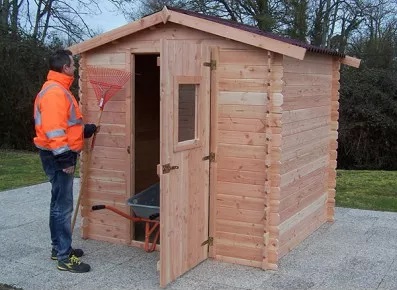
[57,265,89,273]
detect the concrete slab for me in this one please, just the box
[1,181,397,289]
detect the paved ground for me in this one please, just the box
[1,181,397,289]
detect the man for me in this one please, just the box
[33,49,96,273]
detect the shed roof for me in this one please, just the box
[69,6,360,67]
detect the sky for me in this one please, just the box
[82,2,129,33]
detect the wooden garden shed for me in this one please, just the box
[69,6,360,287]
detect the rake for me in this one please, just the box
[71,66,131,232]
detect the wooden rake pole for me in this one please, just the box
[71,66,131,233]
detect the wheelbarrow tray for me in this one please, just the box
[127,183,160,219]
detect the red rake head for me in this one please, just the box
[86,66,131,109]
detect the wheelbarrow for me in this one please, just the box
[92,183,160,252]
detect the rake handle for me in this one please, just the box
[71,108,103,233]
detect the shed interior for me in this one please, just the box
[133,54,160,242]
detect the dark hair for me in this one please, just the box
[49,49,73,72]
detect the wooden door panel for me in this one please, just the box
[160,39,210,287]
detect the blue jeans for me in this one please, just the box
[39,150,76,262]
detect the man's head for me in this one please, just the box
[49,49,75,77]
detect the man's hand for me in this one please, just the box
[62,165,75,175]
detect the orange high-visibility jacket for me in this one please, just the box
[33,70,84,155]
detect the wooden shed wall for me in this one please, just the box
[214,47,268,267]
[277,52,334,258]
[79,50,132,244]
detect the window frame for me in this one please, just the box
[173,76,202,152]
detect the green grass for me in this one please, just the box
[0,150,79,192]
[1,150,397,212]
[336,170,397,212]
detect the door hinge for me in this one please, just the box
[162,163,179,174]
[203,60,216,70]
[202,152,215,162]
[201,237,213,247]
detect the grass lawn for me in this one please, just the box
[0,150,79,192]
[1,150,397,212]
[336,170,397,212]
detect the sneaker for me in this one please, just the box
[51,248,84,260]
[57,255,91,273]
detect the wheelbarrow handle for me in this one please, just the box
[92,205,106,211]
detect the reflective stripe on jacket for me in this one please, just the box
[33,70,84,155]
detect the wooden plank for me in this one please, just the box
[219,104,266,119]
[215,244,262,262]
[217,194,265,211]
[283,72,332,86]
[281,137,328,163]
[217,181,265,199]
[218,144,266,159]
[279,177,324,213]
[218,117,266,132]
[282,106,329,123]
[84,111,125,125]
[218,131,266,146]
[279,194,327,234]
[90,146,126,159]
[87,168,126,183]
[281,141,329,174]
[91,133,126,148]
[283,84,332,98]
[216,220,263,238]
[282,126,329,151]
[218,169,266,185]
[218,64,268,79]
[283,56,332,73]
[279,185,326,223]
[219,79,266,92]
[84,87,127,102]
[277,167,327,201]
[90,156,126,171]
[282,95,330,111]
[86,178,126,194]
[209,46,219,258]
[218,92,267,106]
[85,52,126,65]
[81,222,130,240]
[219,49,269,65]
[218,156,266,172]
[216,206,265,224]
[278,203,326,258]
[340,55,361,68]
[281,115,329,137]
[217,231,263,248]
[83,210,131,227]
[280,156,328,188]
[215,255,262,268]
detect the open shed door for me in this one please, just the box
[159,39,211,287]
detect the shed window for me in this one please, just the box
[178,84,197,142]
[174,76,202,152]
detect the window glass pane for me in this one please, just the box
[178,84,197,142]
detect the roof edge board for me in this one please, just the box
[340,56,361,68]
[168,10,306,60]
[68,11,165,54]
